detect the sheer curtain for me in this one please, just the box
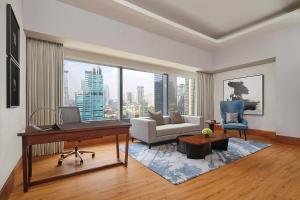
[26,38,64,156]
[197,72,214,122]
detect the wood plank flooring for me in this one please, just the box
[9,133,300,200]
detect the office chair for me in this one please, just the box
[220,100,248,140]
[58,106,95,165]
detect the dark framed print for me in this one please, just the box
[7,4,20,64]
[223,74,264,115]
[7,57,20,108]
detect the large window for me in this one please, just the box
[122,69,168,118]
[64,59,194,121]
[176,77,196,115]
[64,60,120,120]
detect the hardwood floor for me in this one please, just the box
[9,133,300,200]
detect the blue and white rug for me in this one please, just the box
[122,138,271,185]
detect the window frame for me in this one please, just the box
[63,58,169,120]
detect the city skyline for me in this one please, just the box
[64,60,196,119]
[64,60,155,105]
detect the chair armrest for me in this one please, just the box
[130,118,156,143]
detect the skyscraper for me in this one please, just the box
[184,78,190,115]
[177,84,185,114]
[189,79,195,115]
[126,92,133,105]
[137,86,146,117]
[104,84,109,105]
[75,67,104,120]
[137,86,144,105]
[154,74,163,112]
[63,70,70,105]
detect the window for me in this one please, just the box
[64,59,169,120]
[176,77,196,115]
[122,69,168,118]
[64,60,120,120]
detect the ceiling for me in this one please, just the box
[58,0,300,49]
[125,0,300,39]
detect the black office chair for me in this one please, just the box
[58,107,95,165]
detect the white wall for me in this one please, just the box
[64,48,197,79]
[213,24,300,138]
[0,0,26,189]
[22,0,212,70]
[214,63,276,131]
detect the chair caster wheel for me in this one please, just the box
[80,160,83,165]
[60,154,64,158]
[92,153,95,158]
[58,160,62,166]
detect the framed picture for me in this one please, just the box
[223,74,264,115]
[6,4,20,64]
[7,57,20,108]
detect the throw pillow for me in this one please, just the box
[169,111,184,124]
[148,111,165,125]
[226,112,239,123]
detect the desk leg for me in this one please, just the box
[28,145,32,178]
[124,132,129,167]
[116,134,120,161]
[22,140,28,192]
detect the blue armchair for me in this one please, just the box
[220,100,248,140]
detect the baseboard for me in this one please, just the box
[214,124,276,138]
[276,135,300,146]
[64,135,127,149]
[0,157,22,200]
[214,125,300,145]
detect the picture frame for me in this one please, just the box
[223,74,264,115]
[7,57,20,108]
[6,4,20,64]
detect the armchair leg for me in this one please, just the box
[131,137,134,142]
[224,130,227,134]
[149,144,152,149]
[244,130,247,141]
[239,130,242,138]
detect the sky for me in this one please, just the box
[64,60,154,102]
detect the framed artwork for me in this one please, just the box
[7,57,20,108]
[6,4,20,108]
[223,74,264,115]
[6,4,20,64]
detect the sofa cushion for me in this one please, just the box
[163,116,171,124]
[178,123,201,133]
[148,111,165,125]
[156,124,182,137]
[169,111,184,124]
[156,123,201,137]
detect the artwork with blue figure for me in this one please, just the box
[223,75,264,115]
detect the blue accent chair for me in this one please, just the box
[220,100,248,140]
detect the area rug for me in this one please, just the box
[121,137,271,185]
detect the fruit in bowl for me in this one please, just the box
[202,128,213,137]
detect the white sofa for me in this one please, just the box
[130,115,204,148]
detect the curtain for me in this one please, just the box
[26,38,64,156]
[197,72,214,123]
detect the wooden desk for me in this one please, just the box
[17,120,131,192]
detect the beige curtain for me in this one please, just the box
[26,38,64,156]
[197,72,214,122]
